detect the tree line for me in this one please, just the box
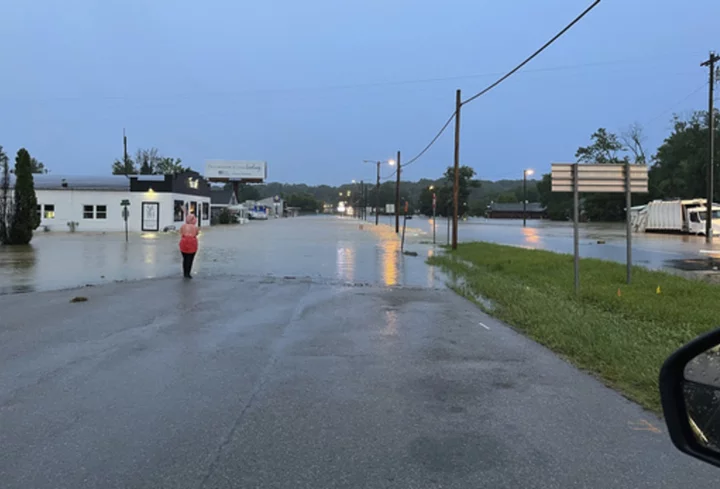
[111,147,191,176]
[537,110,720,221]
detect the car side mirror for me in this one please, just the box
[660,328,720,468]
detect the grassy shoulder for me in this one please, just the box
[428,242,719,413]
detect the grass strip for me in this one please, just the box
[428,242,719,413]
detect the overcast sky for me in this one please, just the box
[1,0,718,185]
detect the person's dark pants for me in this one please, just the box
[182,252,196,277]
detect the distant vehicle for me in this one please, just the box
[248,205,269,220]
[630,199,720,236]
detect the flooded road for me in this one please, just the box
[0,216,442,295]
[386,215,720,272]
[3,214,720,295]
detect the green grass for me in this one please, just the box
[428,242,720,413]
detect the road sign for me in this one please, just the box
[551,163,649,294]
[551,163,648,193]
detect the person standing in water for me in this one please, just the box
[179,214,199,278]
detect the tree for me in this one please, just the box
[576,128,627,164]
[135,148,161,175]
[30,157,48,174]
[497,192,518,203]
[286,193,322,213]
[621,123,647,165]
[440,166,480,217]
[649,110,720,200]
[537,172,572,221]
[156,157,190,175]
[0,146,10,243]
[575,127,629,221]
[112,156,137,175]
[7,149,39,245]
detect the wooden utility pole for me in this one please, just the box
[702,52,720,243]
[395,151,401,233]
[452,89,462,250]
[123,128,129,176]
[375,161,380,226]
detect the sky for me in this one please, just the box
[1,0,719,185]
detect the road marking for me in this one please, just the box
[628,420,662,433]
[479,322,490,331]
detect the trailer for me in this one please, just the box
[630,199,720,235]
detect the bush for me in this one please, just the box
[217,208,234,224]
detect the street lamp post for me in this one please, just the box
[364,159,395,226]
[429,185,437,244]
[523,169,534,227]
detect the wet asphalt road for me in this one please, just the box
[0,217,718,487]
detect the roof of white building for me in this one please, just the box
[4,174,131,190]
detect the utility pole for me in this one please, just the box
[360,180,365,220]
[395,151,401,233]
[375,161,380,226]
[702,52,720,243]
[123,128,129,176]
[452,89,462,250]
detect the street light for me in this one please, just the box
[363,159,394,226]
[523,169,534,227]
[429,185,437,244]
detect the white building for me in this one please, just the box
[7,172,211,233]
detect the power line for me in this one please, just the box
[643,82,708,126]
[400,111,456,169]
[398,0,601,173]
[463,0,601,106]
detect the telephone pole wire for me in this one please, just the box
[702,51,719,243]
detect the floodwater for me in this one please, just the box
[0,216,443,295]
[380,215,720,272]
[4,214,720,295]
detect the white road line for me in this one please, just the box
[479,322,490,331]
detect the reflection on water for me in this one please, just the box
[336,244,356,282]
[522,226,541,245]
[381,240,399,286]
[0,244,37,294]
[427,248,435,288]
[382,309,399,337]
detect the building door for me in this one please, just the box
[142,202,160,232]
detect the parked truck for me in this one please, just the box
[630,199,720,235]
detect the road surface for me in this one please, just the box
[0,218,716,488]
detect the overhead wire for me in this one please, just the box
[642,82,709,126]
[398,0,601,171]
[462,0,601,106]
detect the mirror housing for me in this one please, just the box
[660,327,720,468]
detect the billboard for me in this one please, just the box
[204,160,267,181]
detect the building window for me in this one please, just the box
[37,205,42,220]
[44,204,55,219]
[83,205,107,219]
[202,202,209,220]
[174,200,184,222]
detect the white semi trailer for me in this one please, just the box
[630,199,720,235]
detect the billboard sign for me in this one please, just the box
[385,204,395,214]
[204,160,267,181]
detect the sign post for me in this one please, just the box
[121,199,130,243]
[551,163,649,294]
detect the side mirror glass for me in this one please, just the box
[660,328,720,468]
[683,345,720,452]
